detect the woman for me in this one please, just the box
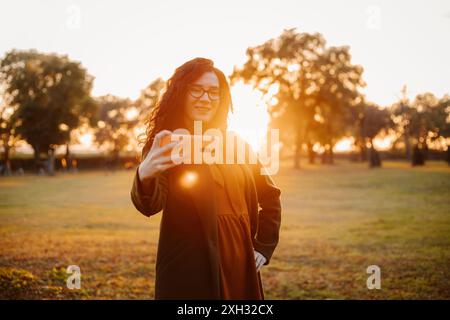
[131,57,281,300]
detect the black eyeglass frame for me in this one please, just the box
[187,85,220,101]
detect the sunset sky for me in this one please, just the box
[2,0,449,104]
[1,0,449,152]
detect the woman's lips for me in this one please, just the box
[195,106,211,112]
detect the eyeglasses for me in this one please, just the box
[188,85,220,101]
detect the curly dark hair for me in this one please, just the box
[140,57,233,159]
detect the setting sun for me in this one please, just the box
[79,133,93,147]
[228,82,270,153]
[125,107,139,121]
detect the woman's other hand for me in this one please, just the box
[254,249,267,272]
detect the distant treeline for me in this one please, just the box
[3,149,448,175]
[5,155,139,173]
[1,29,449,176]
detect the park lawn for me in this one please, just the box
[0,160,449,299]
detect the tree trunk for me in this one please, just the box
[65,143,72,171]
[294,127,302,169]
[2,142,12,176]
[359,138,367,162]
[411,144,425,166]
[404,130,411,160]
[33,145,41,172]
[369,140,381,167]
[329,144,334,164]
[369,147,381,167]
[307,142,315,164]
[47,148,55,176]
[111,143,120,171]
[446,144,450,166]
[422,143,429,162]
[359,116,367,162]
[320,145,333,165]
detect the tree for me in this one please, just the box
[134,78,165,146]
[433,95,450,165]
[411,93,449,165]
[135,78,165,121]
[343,96,367,162]
[311,46,365,164]
[362,103,392,167]
[0,92,21,175]
[232,29,325,168]
[0,49,96,173]
[231,28,364,168]
[391,86,414,160]
[94,95,137,169]
[391,90,450,166]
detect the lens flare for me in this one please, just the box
[180,171,198,188]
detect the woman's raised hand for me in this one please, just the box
[138,130,182,182]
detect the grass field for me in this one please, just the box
[0,160,449,299]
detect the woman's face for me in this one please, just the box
[184,71,220,126]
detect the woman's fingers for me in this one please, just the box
[151,130,172,152]
[152,153,184,173]
[155,162,180,173]
[254,252,261,270]
[256,259,262,271]
[153,154,181,165]
[153,141,181,158]
[254,250,266,272]
[258,256,264,267]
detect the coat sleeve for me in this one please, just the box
[249,150,282,266]
[130,167,169,217]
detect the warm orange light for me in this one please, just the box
[180,171,198,188]
[125,107,139,120]
[79,133,93,147]
[373,136,393,151]
[229,82,269,152]
[334,137,354,152]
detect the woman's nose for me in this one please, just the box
[199,92,211,102]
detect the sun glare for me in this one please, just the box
[79,133,93,147]
[180,171,198,188]
[126,107,139,121]
[229,82,270,153]
[373,136,393,151]
[334,137,354,153]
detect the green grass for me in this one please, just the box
[0,160,449,299]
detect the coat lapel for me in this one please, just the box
[240,163,259,237]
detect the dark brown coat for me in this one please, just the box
[130,158,282,299]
